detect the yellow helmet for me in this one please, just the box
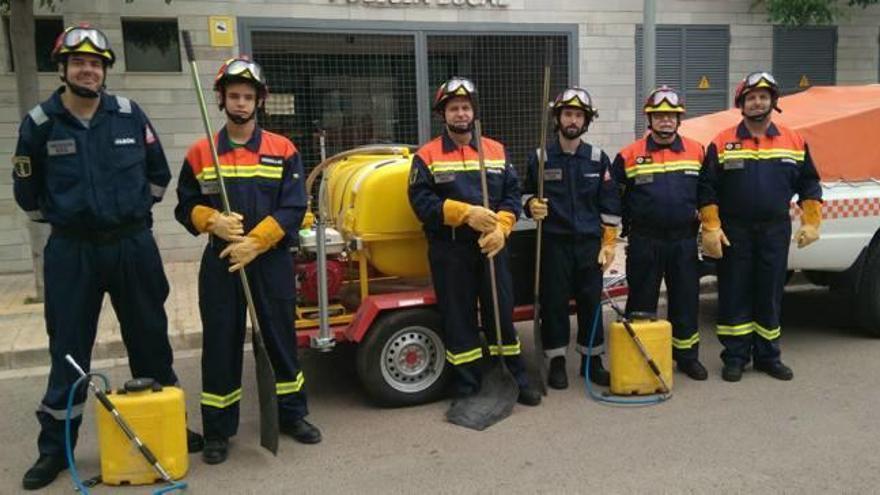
[52,24,115,66]
[644,85,685,114]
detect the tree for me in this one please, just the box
[753,0,880,26]
[0,0,170,300]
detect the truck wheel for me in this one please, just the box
[356,308,450,407]
[857,244,880,335]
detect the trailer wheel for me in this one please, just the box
[857,243,880,335]
[356,308,450,407]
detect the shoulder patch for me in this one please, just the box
[12,156,31,178]
[116,95,132,114]
[28,104,49,126]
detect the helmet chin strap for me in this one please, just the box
[226,109,256,125]
[743,106,773,122]
[446,121,474,135]
[647,115,679,140]
[61,62,104,99]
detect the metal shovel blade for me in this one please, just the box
[445,359,519,431]
[253,329,279,455]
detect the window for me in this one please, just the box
[773,26,836,95]
[121,19,181,72]
[3,17,64,72]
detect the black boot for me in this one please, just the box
[547,356,568,390]
[721,362,744,382]
[581,356,610,386]
[517,384,542,406]
[187,429,204,453]
[22,455,67,490]
[202,437,229,465]
[677,359,708,381]
[281,418,323,444]
[755,361,793,381]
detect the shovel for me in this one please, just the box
[446,119,519,431]
[182,31,279,454]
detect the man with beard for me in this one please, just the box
[699,72,822,382]
[523,87,621,389]
[610,86,708,381]
[13,24,202,490]
[176,57,321,464]
[408,77,542,407]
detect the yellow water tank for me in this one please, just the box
[95,379,188,485]
[324,151,429,278]
[608,318,673,395]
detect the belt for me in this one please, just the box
[629,222,698,240]
[51,219,147,244]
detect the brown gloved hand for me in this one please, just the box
[597,226,618,271]
[795,199,822,248]
[208,211,245,241]
[465,205,498,233]
[478,227,506,258]
[528,198,548,221]
[220,236,264,272]
[699,204,730,259]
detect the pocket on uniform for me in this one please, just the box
[257,248,296,300]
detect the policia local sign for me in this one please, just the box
[330,0,509,7]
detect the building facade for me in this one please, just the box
[1,0,878,273]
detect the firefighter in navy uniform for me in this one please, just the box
[175,57,321,464]
[523,87,621,389]
[13,25,202,491]
[408,77,542,407]
[611,86,708,381]
[699,72,822,382]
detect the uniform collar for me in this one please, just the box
[548,136,589,158]
[43,86,118,119]
[217,125,263,155]
[736,120,780,139]
[646,133,684,152]
[441,129,479,153]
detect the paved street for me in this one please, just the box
[1,284,879,494]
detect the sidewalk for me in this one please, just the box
[0,261,204,370]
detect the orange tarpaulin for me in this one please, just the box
[678,85,880,182]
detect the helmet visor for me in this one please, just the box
[225,59,264,84]
[444,77,475,95]
[647,89,681,107]
[746,71,777,88]
[63,27,109,51]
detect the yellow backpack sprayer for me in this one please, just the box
[585,274,673,405]
[64,354,188,494]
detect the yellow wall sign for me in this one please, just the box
[799,74,811,88]
[209,16,235,47]
[697,75,710,90]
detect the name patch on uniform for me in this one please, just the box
[434,171,455,184]
[724,159,745,170]
[635,155,653,165]
[260,155,284,166]
[46,139,76,156]
[12,156,31,178]
[634,174,654,185]
[781,158,797,165]
[200,181,220,195]
[486,168,502,175]
[684,170,699,176]
[724,142,743,151]
[543,169,562,181]
[583,172,601,178]
[114,137,137,146]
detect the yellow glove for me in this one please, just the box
[209,211,245,242]
[442,200,497,233]
[699,205,730,259]
[528,198,548,221]
[497,210,517,237]
[795,199,821,248]
[220,216,284,272]
[478,227,506,258]
[597,226,618,271]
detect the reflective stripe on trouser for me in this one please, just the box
[625,233,701,362]
[199,246,307,440]
[540,233,605,359]
[428,238,529,395]
[716,220,790,366]
[37,231,178,456]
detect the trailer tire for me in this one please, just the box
[356,308,450,407]
[857,243,880,335]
